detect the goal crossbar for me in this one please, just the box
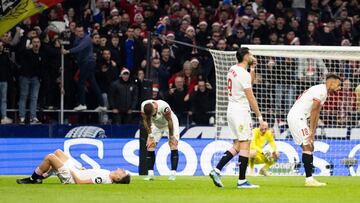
[241,45,360,61]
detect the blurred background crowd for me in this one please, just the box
[0,0,359,126]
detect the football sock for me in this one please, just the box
[302,153,313,178]
[238,156,249,180]
[170,150,179,171]
[249,157,255,169]
[31,167,43,180]
[146,151,155,171]
[216,151,234,171]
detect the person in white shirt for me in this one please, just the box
[287,74,341,187]
[210,47,264,189]
[141,99,180,181]
[16,149,130,184]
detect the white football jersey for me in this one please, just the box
[75,169,112,184]
[290,84,327,118]
[227,64,252,108]
[141,99,174,128]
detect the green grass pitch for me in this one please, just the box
[1,176,360,203]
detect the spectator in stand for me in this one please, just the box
[337,79,357,126]
[180,26,197,62]
[108,34,122,68]
[190,57,202,79]
[0,41,13,124]
[268,31,279,45]
[39,33,61,110]
[274,16,288,41]
[151,84,162,100]
[324,79,357,126]
[156,46,177,95]
[207,31,222,49]
[91,33,101,59]
[134,69,152,110]
[297,58,328,89]
[250,17,268,44]
[216,39,228,51]
[62,25,106,112]
[164,32,180,61]
[18,36,43,124]
[99,35,108,50]
[189,80,214,125]
[109,68,138,124]
[196,21,210,48]
[227,26,249,48]
[121,26,144,74]
[318,23,337,46]
[285,30,300,45]
[90,0,106,24]
[302,21,319,45]
[168,60,197,98]
[96,49,118,124]
[165,75,189,125]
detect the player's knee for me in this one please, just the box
[46,153,56,161]
[249,151,257,158]
[274,151,280,160]
[147,145,156,151]
[169,144,178,150]
[54,149,63,156]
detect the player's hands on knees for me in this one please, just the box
[306,129,314,145]
[272,151,280,160]
[263,150,272,161]
[146,137,156,149]
[169,135,178,148]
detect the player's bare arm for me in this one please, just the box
[244,88,263,123]
[142,114,152,136]
[164,113,174,137]
[70,170,93,184]
[309,99,321,141]
[249,57,257,84]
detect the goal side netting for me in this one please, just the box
[209,45,360,176]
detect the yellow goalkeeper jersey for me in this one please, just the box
[250,128,276,154]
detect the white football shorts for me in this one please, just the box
[56,161,79,184]
[227,106,253,141]
[287,110,310,145]
[151,115,180,142]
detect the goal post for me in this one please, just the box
[209,45,360,176]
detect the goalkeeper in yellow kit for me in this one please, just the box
[249,122,280,176]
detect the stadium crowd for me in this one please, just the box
[0,0,359,126]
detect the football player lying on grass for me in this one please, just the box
[16,149,130,184]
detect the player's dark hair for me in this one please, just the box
[236,47,250,63]
[144,103,154,117]
[113,174,131,184]
[119,174,131,184]
[326,73,341,81]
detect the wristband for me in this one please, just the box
[258,116,263,123]
[148,133,154,138]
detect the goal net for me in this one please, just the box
[209,45,360,176]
